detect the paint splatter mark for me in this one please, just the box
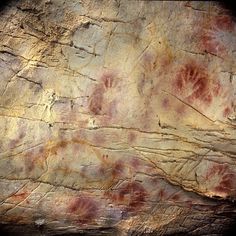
[67,195,99,224]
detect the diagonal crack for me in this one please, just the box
[17,75,43,89]
[161,89,215,123]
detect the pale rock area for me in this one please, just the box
[0,0,236,235]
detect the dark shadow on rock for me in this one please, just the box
[0,225,120,236]
[0,0,15,12]
[222,220,236,236]
[219,1,236,17]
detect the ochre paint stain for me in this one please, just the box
[214,15,234,32]
[223,107,231,118]
[21,138,82,174]
[174,62,213,105]
[199,14,235,57]
[223,101,234,118]
[95,158,125,189]
[162,98,170,109]
[128,132,137,144]
[67,195,99,224]
[9,132,26,149]
[205,163,235,196]
[130,157,140,169]
[105,181,147,212]
[101,72,117,89]
[170,194,180,201]
[8,192,30,203]
[175,105,186,115]
[158,189,167,200]
[171,60,231,119]
[23,146,47,174]
[22,134,129,186]
[111,160,124,178]
[88,71,118,116]
[89,87,104,115]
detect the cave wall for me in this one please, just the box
[0,1,236,235]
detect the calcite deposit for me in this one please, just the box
[0,0,236,235]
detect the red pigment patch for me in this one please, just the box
[88,87,104,115]
[142,52,157,72]
[158,189,167,200]
[106,181,147,212]
[128,132,137,144]
[93,133,106,145]
[9,131,26,149]
[106,100,118,118]
[212,80,222,96]
[199,14,235,56]
[9,139,21,149]
[50,140,68,155]
[201,34,226,56]
[223,101,234,118]
[24,146,46,173]
[101,72,116,89]
[8,192,29,203]
[214,15,234,32]
[130,157,140,169]
[86,158,124,184]
[170,194,180,201]
[205,163,235,196]
[223,107,231,118]
[162,98,170,109]
[175,105,185,115]
[89,71,118,116]
[102,154,109,161]
[111,160,124,179]
[67,195,98,224]
[24,150,36,173]
[174,62,216,106]
[99,159,124,181]
[137,52,160,96]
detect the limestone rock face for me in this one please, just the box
[0,0,236,235]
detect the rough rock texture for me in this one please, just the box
[0,0,236,235]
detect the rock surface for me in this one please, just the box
[0,0,236,235]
